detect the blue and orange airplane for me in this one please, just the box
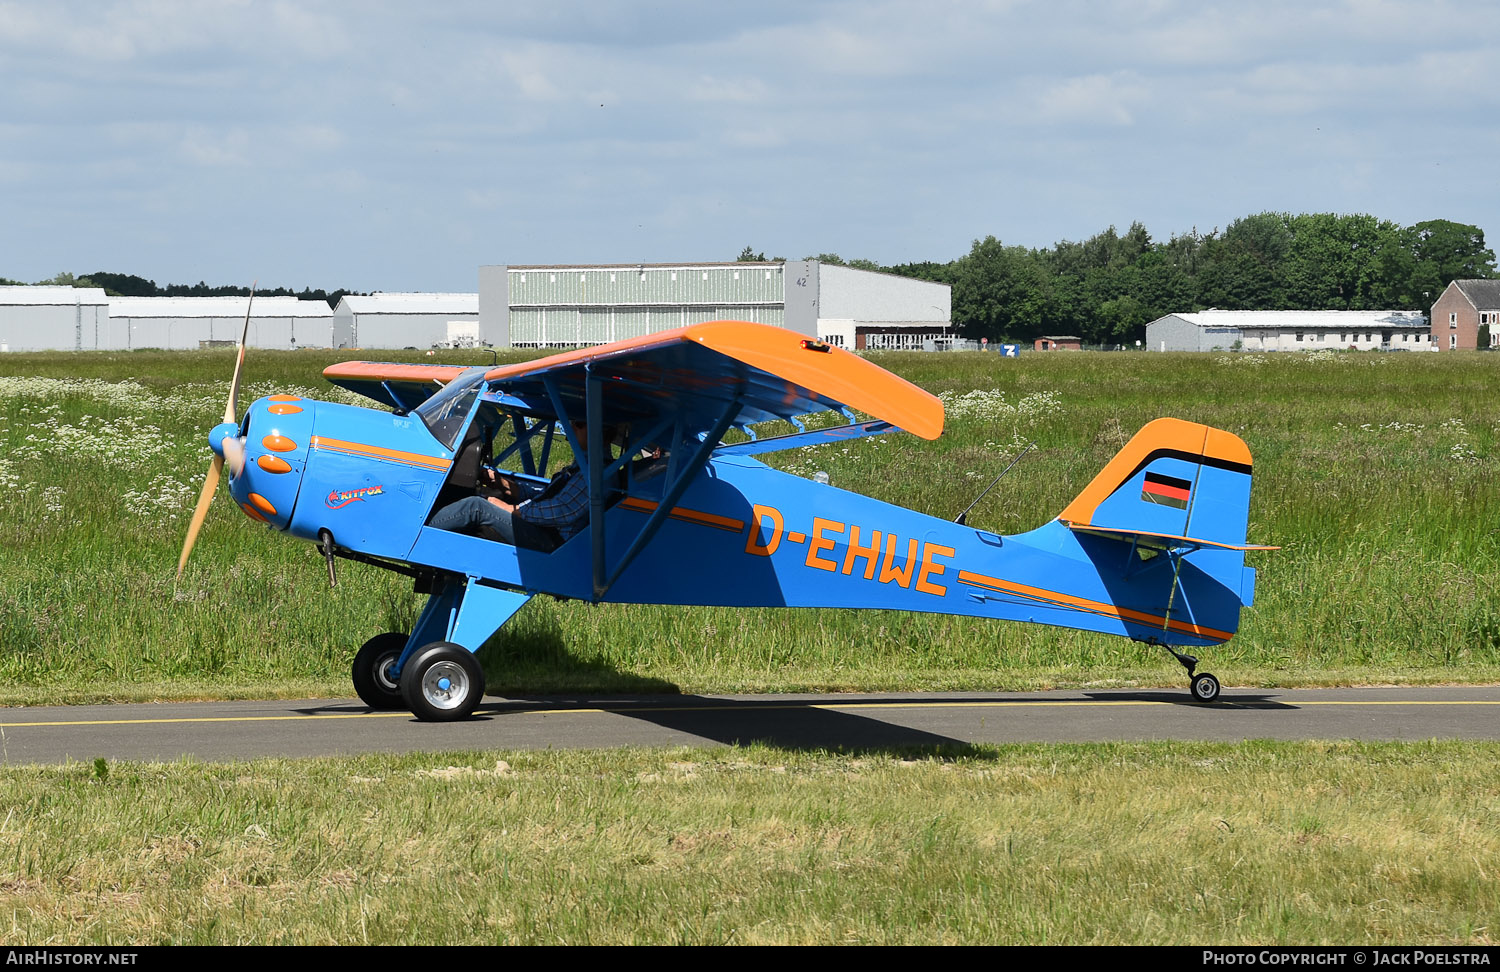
[178,316,1275,720]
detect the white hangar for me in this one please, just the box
[0,286,110,351]
[108,296,334,350]
[0,288,333,351]
[330,293,479,350]
[1145,310,1431,352]
[478,261,952,350]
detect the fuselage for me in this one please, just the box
[220,394,1245,649]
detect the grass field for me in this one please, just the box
[0,347,1496,702]
[1,741,1494,944]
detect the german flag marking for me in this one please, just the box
[1142,472,1191,510]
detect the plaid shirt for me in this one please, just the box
[515,465,590,538]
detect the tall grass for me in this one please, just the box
[0,348,1496,701]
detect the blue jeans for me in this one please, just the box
[430,496,556,549]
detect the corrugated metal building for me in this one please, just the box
[0,289,334,352]
[0,286,110,351]
[330,293,479,349]
[478,261,951,350]
[1146,310,1431,352]
[109,296,333,350]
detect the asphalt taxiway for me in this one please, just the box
[0,685,1496,764]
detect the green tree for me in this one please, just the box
[85,272,159,297]
[1160,228,1212,276]
[33,271,100,289]
[1050,222,1152,276]
[1277,213,1401,310]
[885,261,954,283]
[950,236,1051,341]
[1407,220,1497,287]
[1097,294,1150,342]
[1197,253,1278,309]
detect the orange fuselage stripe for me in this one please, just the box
[310,436,452,471]
[955,569,1234,642]
[618,496,746,533]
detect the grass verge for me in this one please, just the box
[1,741,1494,944]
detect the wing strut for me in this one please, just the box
[587,368,607,601]
[591,397,740,600]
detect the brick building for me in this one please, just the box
[1430,279,1500,351]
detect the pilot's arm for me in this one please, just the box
[479,466,524,502]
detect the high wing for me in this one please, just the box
[479,320,944,441]
[323,361,479,412]
[464,321,944,599]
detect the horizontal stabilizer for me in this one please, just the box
[1062,521,1279,553]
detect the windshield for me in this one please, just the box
[414,368,487,449]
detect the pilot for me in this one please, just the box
[430,421,598,550]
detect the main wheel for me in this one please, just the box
[352,632,408,710]
[1190,672,1222,704]
[399,642,486,722]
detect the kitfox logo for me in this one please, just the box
[325,485,385,509]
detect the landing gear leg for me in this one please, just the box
[373,574,532,722]
[1163,646,1222,704]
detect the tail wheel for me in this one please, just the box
[352,632,408,710]
[1190,672,1222,704]
[400,642,486,722]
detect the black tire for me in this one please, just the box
[1190,672,1222,704]
[352,632,408,710]
[399,642,486,722]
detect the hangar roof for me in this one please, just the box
[0,286,108,306]
[508,262,776,270]
[1157,310,1427,329]
[109,296,332,318]
[338,293,477,315]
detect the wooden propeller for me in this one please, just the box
[176,285,256,580]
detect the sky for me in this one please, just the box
[1,0,1497,293]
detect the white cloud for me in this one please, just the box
[1033,72,1149,127]
[179,126,251,167]
[1,0,1499,285]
